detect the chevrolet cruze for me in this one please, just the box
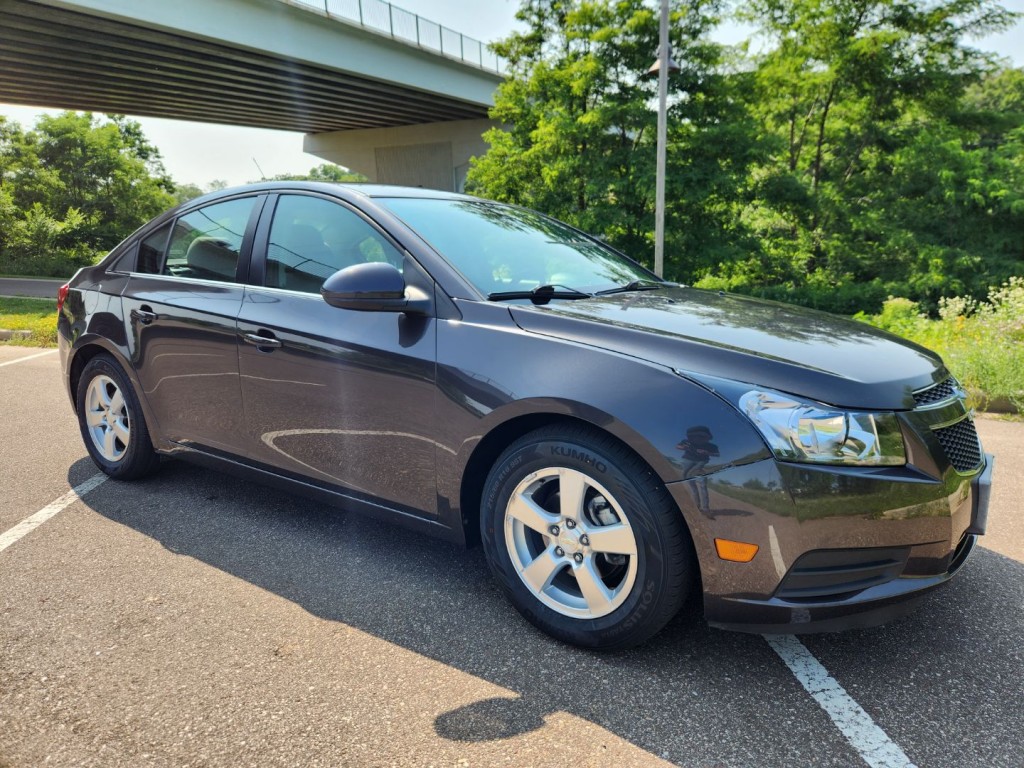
[58,183,994,649]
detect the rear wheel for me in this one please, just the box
[481,425,694,650]
[76,354,160,480]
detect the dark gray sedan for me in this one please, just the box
[57,182,993,649]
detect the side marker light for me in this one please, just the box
[715,538,759,562]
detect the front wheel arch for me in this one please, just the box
[460,412,680,548]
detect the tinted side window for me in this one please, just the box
[135,223,172,274]
[266,195,403,294]
[164,198,256,282]
[107,242,138,274]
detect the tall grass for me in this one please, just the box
[0,297,58,346]
[856,277,1024,412]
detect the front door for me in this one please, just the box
[237,193,438,516]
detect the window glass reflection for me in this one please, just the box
[266,196,403,294]
[162,197,256,282]
[380,198,652,295]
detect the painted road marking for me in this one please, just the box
[0,473,107,553]
[0,349,57,368]
[767,524,786,579]
[765,634,915,768]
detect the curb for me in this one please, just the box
[968,389,1021,415]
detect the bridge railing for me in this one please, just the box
[287,0,507,74]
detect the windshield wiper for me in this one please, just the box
[487,284,593,304]
[594,279,664,296]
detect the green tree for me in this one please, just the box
[0,112,175,276]
[172,181,205,206]
[468,0,765,279]
[474,0,1022,314]
[707,0,1020,312]
[262,163,366,183]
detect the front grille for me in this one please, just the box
[933,418,982,472]
[913,378,958,407]
[776,546,910,601]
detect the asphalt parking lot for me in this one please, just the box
[1,344,1021,768]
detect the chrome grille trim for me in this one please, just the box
[912,377,962,409]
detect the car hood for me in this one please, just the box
[509,287,946,410]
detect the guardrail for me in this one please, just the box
[286,0,507,74]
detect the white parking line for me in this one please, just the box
[0,349,57,368]
[0,473,107,553]
[765,634,915,768]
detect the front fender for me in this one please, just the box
[433,306,770,528]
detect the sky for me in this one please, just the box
[1,0,1021,188]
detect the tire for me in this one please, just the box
[480,424,695,650]
[76,353,161,480]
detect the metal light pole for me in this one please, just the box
[653,0,669,278]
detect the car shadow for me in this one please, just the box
[71,457,1022,764]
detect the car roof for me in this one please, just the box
[337,183,475,200]
[187,181,476,205]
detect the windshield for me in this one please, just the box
[378,197,657,297]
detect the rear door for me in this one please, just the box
[122,194,263,454]
[237,192,439,516]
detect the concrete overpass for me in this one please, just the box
[0,0,503,189]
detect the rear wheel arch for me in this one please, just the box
[69,341,159,441]
[69,343,113,413]
[75,351,161,480]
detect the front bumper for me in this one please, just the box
[668,452,994,634]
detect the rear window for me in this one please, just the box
[136,224,172,274]
[135,197,256,282]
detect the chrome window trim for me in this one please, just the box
[125,271,245,289]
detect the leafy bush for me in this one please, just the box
[0,203,102,278]
[0,112,174,278]
[857,278,1024,411]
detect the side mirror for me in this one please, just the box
[320,262,430,314]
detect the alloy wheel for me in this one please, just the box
[84,374,130,462]
[504,466,639,619]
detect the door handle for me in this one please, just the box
[131,308,157,325]
[242,331,282,349]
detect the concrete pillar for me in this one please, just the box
[303,118,494,192]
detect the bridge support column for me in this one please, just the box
[304,118,494,192]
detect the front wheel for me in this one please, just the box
[481,425,694,650]
[76,354,161,480]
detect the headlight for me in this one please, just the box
[739,389,905,466]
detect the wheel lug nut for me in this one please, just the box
[549,525,560,536]
[554,546,565,557]
[565,519,576,529]
[573,553,584,564]
[580,534,589,546]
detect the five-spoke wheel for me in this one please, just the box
[84,374,131,462]
[482,425,694,650]
[76,354,161,480]
[505,467,638,619]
